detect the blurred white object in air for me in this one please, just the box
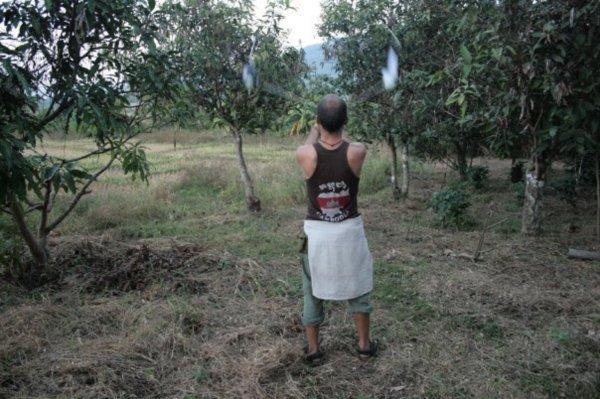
[243,64,255,92]
[242,35,257,92]
[382,47,398,91]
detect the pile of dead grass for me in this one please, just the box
[0,237,310,398]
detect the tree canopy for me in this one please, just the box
[162,0,306,211]
[318,0,600,233]
[0,0,182,275]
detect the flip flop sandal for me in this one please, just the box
[356,339,379,359]
[303,345,325,365]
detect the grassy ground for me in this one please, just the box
[1,129,599,398]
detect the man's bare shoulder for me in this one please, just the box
[295,143,317,162]
[347,142,367,159]
[296,143,318,179]
[346,141,367,177]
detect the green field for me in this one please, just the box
[1,129,599,398]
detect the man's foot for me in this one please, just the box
[303,345,325,365]
[356,339,379,359]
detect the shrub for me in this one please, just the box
[466,165,489,189]
[549,173,578,208]
[427,185,472,228]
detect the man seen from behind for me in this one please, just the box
[295,94,377,364]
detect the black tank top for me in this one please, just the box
[306,141,360,222]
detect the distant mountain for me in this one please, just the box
[303,43,337,77]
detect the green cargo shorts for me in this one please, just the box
[301,253,373,326]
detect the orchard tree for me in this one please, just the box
[0,0,182,277]
[319,0,600,236]
[563,3,600,242]
[505,1,600,234]
[403,0,508,180]
[320,0,419,198]
[483,1,530,170]
[320,0,499,196]
[419,0,600,235]
[164,0,306,211]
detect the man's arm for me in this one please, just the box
[304,123,320,145]
[296,124,319,179]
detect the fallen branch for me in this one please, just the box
[567,248,600,261]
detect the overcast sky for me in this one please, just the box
[253,0,323,47]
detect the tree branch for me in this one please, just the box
[42,96,59,122]
[24,203,44,214]
[46,155,116,232]
[62,147,112,164]
[40,100,74,127]
[443,109,460,119]
[1,206,13,216]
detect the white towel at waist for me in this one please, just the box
[303,216,373,300]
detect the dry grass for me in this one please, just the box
[0,238,307,398]
[2,231,598,398]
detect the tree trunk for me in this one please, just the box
[400,142,410,198]
[386,135,401,198]
[231,128,261,212]
[521,160,546,235]
[455,140,468,180]
[596,153,599,245]
[9,197,47,273]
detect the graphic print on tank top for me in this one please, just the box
[316,180,351,222]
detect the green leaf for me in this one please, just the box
[12,68,31,92]
[459,44,472,65]
[62,172,76,193]
[491,48,503,60]
[543,21,555,32]
[69,169,93,180]
[548,126,558,138]
[42,165,60,182]
[148,0,156,10]
[52,173,61,193]
[31,15,41,35]
[427,71,444,87]
[551,54,564,64]
[462,63,472,78]
[0,141,13,168]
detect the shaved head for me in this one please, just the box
[317,94,347,133]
